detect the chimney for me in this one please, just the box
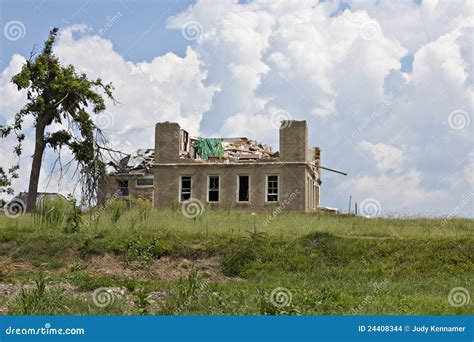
[279,120,308,162]
[155,122,180,163]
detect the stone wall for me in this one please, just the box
[99,174,154,205]
[154,163,307,211]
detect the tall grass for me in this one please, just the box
[33,198,69,229]
[79,208,474,240]
[33,196,82,233]
[4,200,473,240]
[0,203,472,315]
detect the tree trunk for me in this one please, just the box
[26,121,46,212]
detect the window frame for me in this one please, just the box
[265,174,279,203]
[236,174,251,203]
[135,176,154,188]
[117,179,129,197]
[179,175,192,202]
[207,175,220,203]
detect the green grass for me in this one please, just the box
[0,207,472,315]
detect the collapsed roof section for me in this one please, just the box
[127,148,154,169]
[220,137,278,160]
[107,131,279,175]
[107,123,346,179]
[107,148,154,175]
[178,127,278,162]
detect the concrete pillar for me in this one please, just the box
[155,122,180,163]
[279,120,308,162]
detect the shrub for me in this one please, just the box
[221,231,268,277]
[8,271,68,315]
[68,271,116,291]
[135,198,152,222]
[109,199,126,224]
[33,197,69,229]
[124,236,169,265]
[134,287,153,315]
[64,195,82,234]
[160,267,209,314]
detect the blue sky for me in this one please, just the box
[1,0,417,74]
[0,0,194,70]
[0,0,472,216]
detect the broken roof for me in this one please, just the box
[107,148,155,175]
[192,136,277,161]
[127,149,154,169]
[107,134,278,175]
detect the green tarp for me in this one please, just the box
[193,138,224,160]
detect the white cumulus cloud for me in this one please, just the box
[1,0,473,216]
[360,141,405,173]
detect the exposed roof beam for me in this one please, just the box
[317,165,347,176]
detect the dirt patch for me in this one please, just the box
[0,256,34,276]
[86,254,136,277]
[149,256,229,282]
[85,254,233,282]
[0,283,19,296]
[343,235,391,240]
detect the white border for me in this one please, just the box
[265,174,279,203]
[207,175,220,203]
[135,175,154,188]
[236,174,251,203]
[179,175,192,202]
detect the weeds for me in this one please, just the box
[0,205,472,315]
[33,197,68,229]
[134,288,153,315]
[221,230,268,277]
[8,271,67,315]
[64,195,82,234]
[160,267,210,314]
[124,236,169,266]
[135,199,152,222]
[109,199,126,225]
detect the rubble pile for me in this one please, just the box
[126,149,154,169]
[107,149,154,174]
[108,136,279,172]
[220,138,277,161]
[182,136,278,162]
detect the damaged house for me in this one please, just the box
[101,120,342,212]
[100,149,155,203]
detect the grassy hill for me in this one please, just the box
[0,202,472,315]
